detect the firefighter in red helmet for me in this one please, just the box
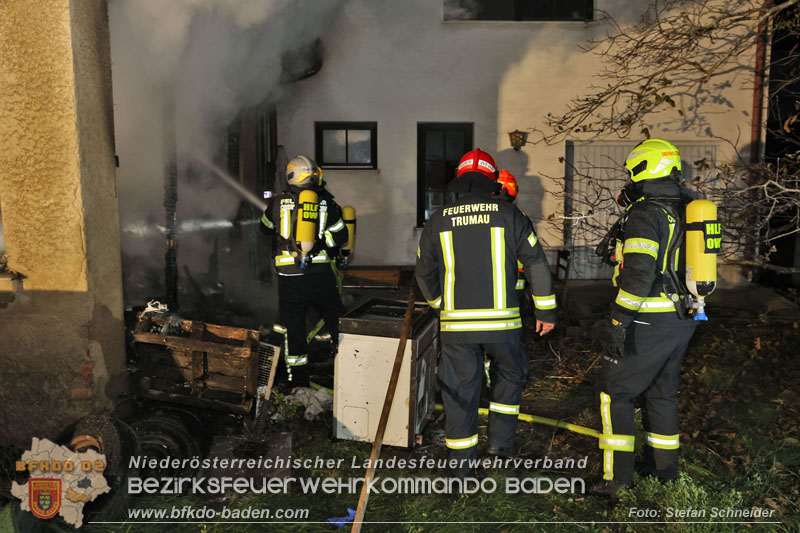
[495,170,532,313]
[497,169,519,202]
[416,149,557,477]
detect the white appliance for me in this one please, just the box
[334,298,438,448]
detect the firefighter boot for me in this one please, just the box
[485,444,514,458]
[289,364,310,389]
[588,479,632,498]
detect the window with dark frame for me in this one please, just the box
[315,122,377,169]
[417,123,474,227]
[444,0,593,22]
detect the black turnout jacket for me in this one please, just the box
[416,172,557,344]
[611,179,695,327]
[260,185,347,276]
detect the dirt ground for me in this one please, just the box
[2,284,799,532]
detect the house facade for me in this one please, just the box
[276,0,756,282]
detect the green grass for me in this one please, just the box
[3,321,799,532]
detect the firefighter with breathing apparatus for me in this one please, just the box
[592,138,720,496]
[260,155,349,387]
[495,170,530,308]
[416,149,557,478]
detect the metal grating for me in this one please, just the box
[253,341,281,435]
[564,141,718,279]
[257,341,280,397]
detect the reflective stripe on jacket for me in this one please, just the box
[416,192,556,343]
[611,192,687,326]
[261,188,347,275]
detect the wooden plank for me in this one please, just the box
[191,322,205,395]
[245,330,259,395]
[146,371,247,396]
[204,323,250,341]
[133,333,252,358]
[141,315,191,333]
[201,332,245,347]
[344,269,400,285]
[140,317,253,342]
[147,362,192,382]
[148,351,248,376]
[206,374,248,394]
[147,350,191,369]
[180,319,251,341]
[139,389,252,414]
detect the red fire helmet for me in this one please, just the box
[497,170,518,198]
[456,149,498,180]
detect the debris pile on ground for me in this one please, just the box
[286,387,333,421]
[0,253,7,273]
[136,299,188,336]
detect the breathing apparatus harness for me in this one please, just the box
[596,184,696,320]
[278,185,325,268]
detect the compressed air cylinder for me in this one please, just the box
[296,189,319,268]
[685,199,720,320]
[342,206,356,253]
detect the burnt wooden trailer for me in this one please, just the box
[132,313,279,427]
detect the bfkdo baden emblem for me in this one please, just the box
[29,479,62,520]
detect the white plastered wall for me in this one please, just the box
[277,0,757,266]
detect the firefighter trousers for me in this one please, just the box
[275,267,344,387]
[439,335,528,476]
[597,320,696,485]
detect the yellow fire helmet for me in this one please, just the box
[624,138,682,182]
[286,155,323,188]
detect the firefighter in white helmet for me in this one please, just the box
[260,155,348,387]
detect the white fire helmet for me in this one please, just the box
[286,155,322,188]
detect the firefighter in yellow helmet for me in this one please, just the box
[260,155,348,387]
[592,139,697,496]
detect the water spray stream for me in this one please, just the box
[193,153,267,210]
[123,219,260,238]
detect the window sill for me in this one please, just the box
[321,166,379,171]
[322,168,381,175]
[0,275,13,292]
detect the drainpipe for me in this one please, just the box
[268,105,278,193]
[750,0,772,167]
[746,0,773,275]
[164,99,179,311]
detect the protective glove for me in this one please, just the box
[604,319,627,362]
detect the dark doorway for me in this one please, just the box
[417,123,473,227]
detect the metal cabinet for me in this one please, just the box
[334,298,439,448]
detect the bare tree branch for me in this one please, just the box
[537,1,800,276]
[533,0,800,144]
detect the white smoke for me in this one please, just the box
[109,0,342,311]
[443,0,480,20]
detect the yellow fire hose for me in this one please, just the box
[434,403,599,439]
[308,381,600,439]
[306,319,326,343]
[309,381,332,393]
